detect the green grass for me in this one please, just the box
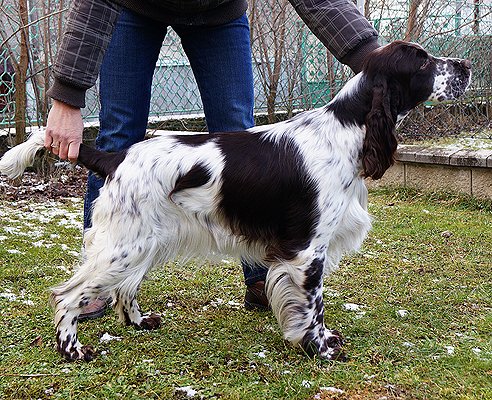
[0,188,491,399]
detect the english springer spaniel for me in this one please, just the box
[0,41,471,362]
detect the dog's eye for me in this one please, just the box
[420,58,431,70]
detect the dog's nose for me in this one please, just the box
[461,59,472,69]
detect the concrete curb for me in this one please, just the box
[366,145,492,199]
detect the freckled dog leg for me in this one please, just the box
[266,253,346,361]
[50,279,103,361]
[52,211,164,361]
[112,288,161,330]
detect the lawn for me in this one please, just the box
[0,186,491,399]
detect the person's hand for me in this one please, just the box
[45,100,84,162]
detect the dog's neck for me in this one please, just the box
[324,73,376,129]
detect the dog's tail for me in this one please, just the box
[0,128,128,180]
[0,129,46,179]
[77,144,127,180]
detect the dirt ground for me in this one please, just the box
[0,166,88,202]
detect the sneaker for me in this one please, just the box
[244,281,269,311]
[78,296,111,321]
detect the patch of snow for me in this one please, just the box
[343,303,367,318]
[175,386,198,397]
[252,350,267,358]
[54,265,72,274]
[7,249,23,254]
[0,292,17,301]
[343,303,362,311]
[99,333,122,343]
[472,348,482,356]
[227,300,242,308]
[320,386,345,394]
[210,298,223,307]
[323,288,340,296]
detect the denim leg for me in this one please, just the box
[83,8,167,229]
[173,14,255,133]
[175,15,267,284]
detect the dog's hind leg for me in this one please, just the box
[50,272,109,361]
[51,237,162,361]
[265,247,346,361]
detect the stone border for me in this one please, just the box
[366,145,492,199]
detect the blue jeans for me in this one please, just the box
[83,8,267,284]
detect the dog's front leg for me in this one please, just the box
[265,252,346,361]
[112,288,161,330]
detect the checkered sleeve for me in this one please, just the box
[289,0,378,63]
[48,0,121,107]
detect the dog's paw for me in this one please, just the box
[320,330,347,362]
[301,329,347,362]
[57,342,95,362]
[139,313,161,330]
[79,345,95,362]
[321,344,347,362]
[326,329,345,347]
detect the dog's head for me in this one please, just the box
[361,41,471,179]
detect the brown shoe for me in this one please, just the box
[244,281,269,311]
[78,296,111,322]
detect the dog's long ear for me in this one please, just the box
[362,75,398,180]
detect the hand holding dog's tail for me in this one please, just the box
[0,129,46,179]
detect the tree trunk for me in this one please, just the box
[15,0,29,145]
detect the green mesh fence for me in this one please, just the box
[1,0,492,141]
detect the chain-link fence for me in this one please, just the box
[1,0,492,141]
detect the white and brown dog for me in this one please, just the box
[0,41,471,362]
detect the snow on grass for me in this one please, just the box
[175,386,198,398]
[99,333,123,343]
[0,289,35,306]
[343,303,367,318]
[396,309,409,317]
[1,199,83,255]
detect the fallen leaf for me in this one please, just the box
[30,335,43,347]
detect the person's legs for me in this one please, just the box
[83,8,167,230]
[80,8,167,320]
[173,14,254,133]
[175,15,269,309]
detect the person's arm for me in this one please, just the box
[48,0,122,108]
[288,0,380,73]
[45,0,121,160]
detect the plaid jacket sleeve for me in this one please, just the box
[289,0,379,67]
[48,0,121,108]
